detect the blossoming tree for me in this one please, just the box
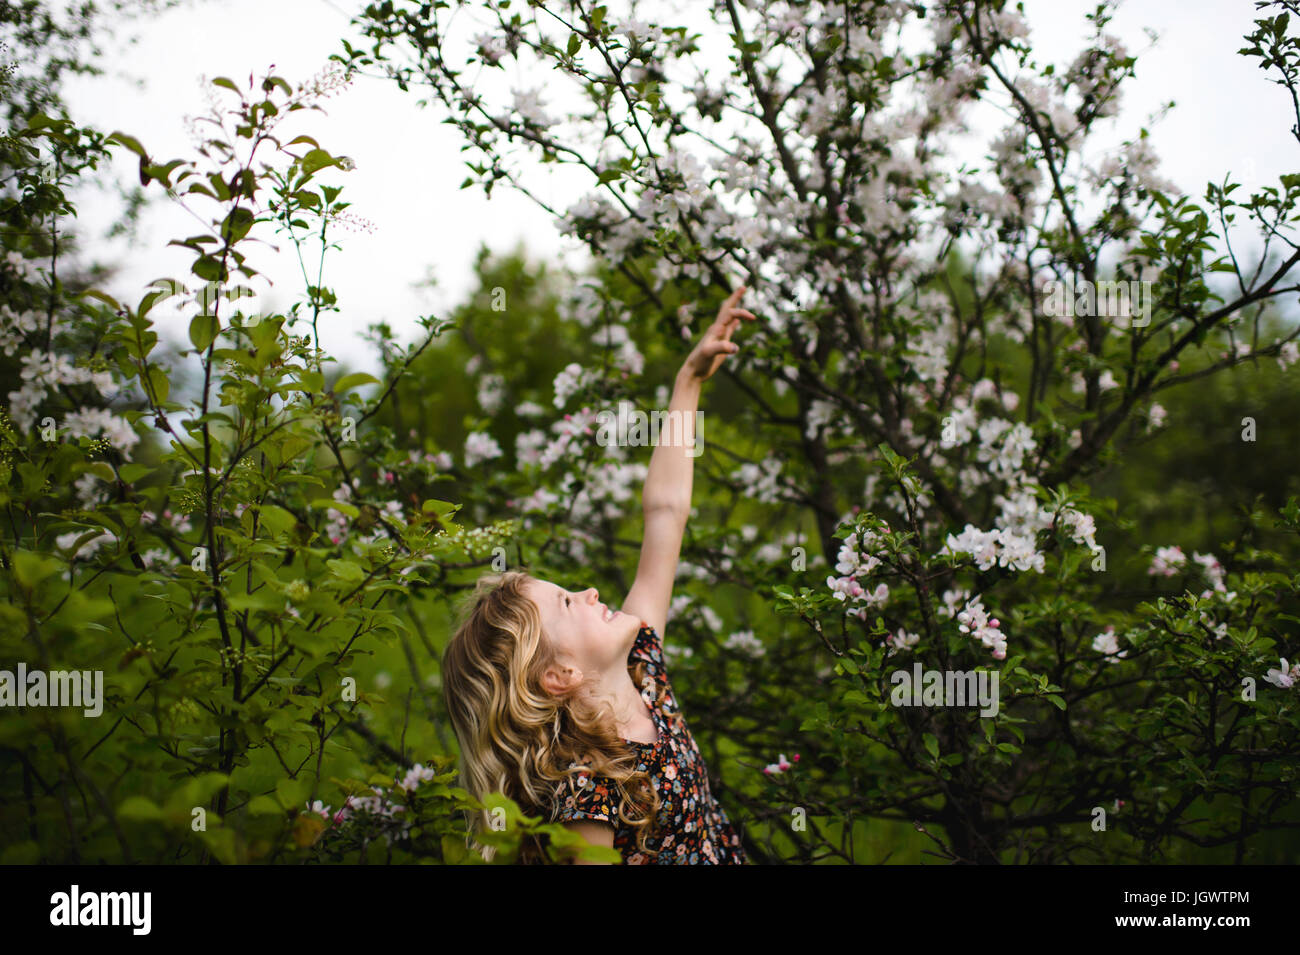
[337,0,1300,861]
[0,37,617,862]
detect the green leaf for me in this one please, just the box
[17,463,46,496]
[441,834,470,864]
[333,372,380,393]
[221,207,256,243]
[313,499,358,519]
[192,255,224,282]
[258,504,297,536]
[166,772,230,816]
[24,112,65,132]
[301,148,340,175]
[247,795,284,816]
[922,733,940,759]
[79,288,122,311]
[549,825,622,863]
[108,131,148,158]
[13,550,61,589]
[274,776,309,810]
[189,314,220,351]
[117,796,164,822]
[421,499,460,519]
[145,365,170,403]
[297,369,325,393]
[0,841,41,864]
[197,827,238,864]
[327,559,365,582]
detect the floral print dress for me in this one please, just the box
[554,622,747,864]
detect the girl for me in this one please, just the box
[442,285,756,864]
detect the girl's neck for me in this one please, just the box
[585,665,654,742]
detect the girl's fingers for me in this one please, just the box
[716,286,746,318]
[720,309,754,333]
[702,340,739,357]
[704,286,752,338]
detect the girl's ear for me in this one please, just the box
[541,664,582,697]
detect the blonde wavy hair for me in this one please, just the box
[441,570,661,863]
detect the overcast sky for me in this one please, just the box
[60,0,1295,373]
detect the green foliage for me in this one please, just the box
[0,63,560,865]
[4,1,1300,868]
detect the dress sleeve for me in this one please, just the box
[629,622,667,678]
[553,768,617,825]
[629,623,686,732]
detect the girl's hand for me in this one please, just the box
[681,285,756,382]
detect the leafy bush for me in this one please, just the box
[2,0,1299,865]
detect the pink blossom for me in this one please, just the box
[763,753,794,775]
[1149,545,1186,577]
[1264,658,1294,689]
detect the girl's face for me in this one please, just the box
[525,578,640,687]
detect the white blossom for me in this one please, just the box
[463,431,503,467]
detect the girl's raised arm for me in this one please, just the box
[622,286,755,636]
